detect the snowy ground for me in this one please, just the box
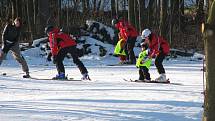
[0,52,204,121]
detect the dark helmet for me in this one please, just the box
[44,25,54,34]
[112,18,118,26]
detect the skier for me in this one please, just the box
[114,34,127,64]
[112,18,138,64]
[136,42,152,82]
[0,17,30,78]
[141,28,170,82]
[45,25,90,80]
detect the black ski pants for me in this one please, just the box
[139,66,151,80]
[124,37,136,64]
[55,46,88,75]
[155,52,166,74]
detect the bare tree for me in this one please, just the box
[134,0,139,30]
[57,0,61,27]
[137,0,145,31]
[147,0,155,28]
[37,0,49,37]
[196,0,205,24]
[111,0,116,17]
[128,0,135,26]
[159,0,168,39]
[10,0,16,20]
[26,0,33,42]
[203,0,215,120]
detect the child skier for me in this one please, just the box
[45,25,90,80]
[114,35,127,64]
[136,42,152,82]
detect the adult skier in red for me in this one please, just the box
[45,26,90,80]
[112,18,138,64]
[141,29,170,82]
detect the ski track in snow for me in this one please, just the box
[0,57,203,121]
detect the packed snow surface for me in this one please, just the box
[0,48,203,121]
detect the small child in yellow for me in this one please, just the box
[136,42,152,82]
[114,35,127,64]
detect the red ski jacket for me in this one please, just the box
[115,19,139,41]
[48,28,77,56]
[149,33,170,57]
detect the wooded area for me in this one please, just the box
[0,0,208,51]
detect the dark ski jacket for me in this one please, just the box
[1,24,21,53]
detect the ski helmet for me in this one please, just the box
[112,18,118,26]
[141,29,151,39]
[44,25,54,34]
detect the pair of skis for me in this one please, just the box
[29,77,83,81]
[1,73,90,81]
[123,78,182,85]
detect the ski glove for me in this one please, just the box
[53,56,57,64]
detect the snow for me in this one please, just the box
[81,36,115,55]
[32,37,48,47]
[86,20,115,39]
[0,46,204,121]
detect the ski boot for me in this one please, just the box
[23,72,30,78]
[143,79,151,82]
[82,73,91,80]
[155,74,168,82]
[52,73,67,80]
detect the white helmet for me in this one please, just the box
[141,29,151,39]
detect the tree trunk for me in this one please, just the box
[37,0,49,37]
[33,0,37,25]
[97,0,102,12]
[57,0,61,27]
[134,0,139,31]
[116,0,119,17]
[16,0,22,17]
[93,0,96,15]
[196,0,205,24]
[66,0,69,32]
[6,1,11,21]
[11,0,16,20]
[86,0,90,11]
[209,0,213,8]
[26,0,33,42]
[169,0,179,46]
[138,0,145,31]
[82,0,86,13]
[147,0,155,28]
[123,0,127,18]
[180,0,184,31]
[128,0,135,26]
[203,1,215,120]
[111,0,116,17]
[159,0,168,39]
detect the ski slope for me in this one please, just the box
[0,54,203,121]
